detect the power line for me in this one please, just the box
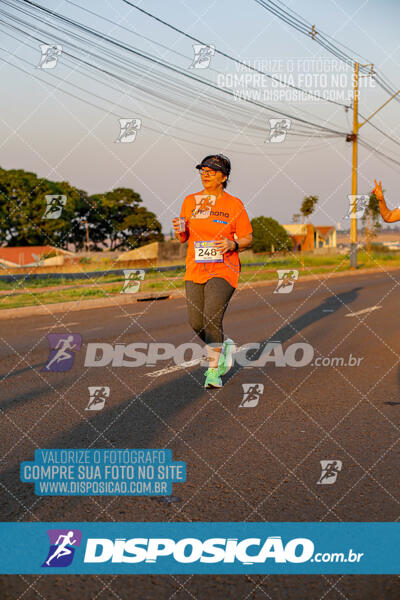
[1,44,343,157]
[253,0,400,153]
[253,0,371,73]
[61,0,345,133]
[0,10,339,143]
[253,0,400,105]
[120,0,351,109]
[358,114,400,150]
[2,0,347,137]
[359,138,400,171]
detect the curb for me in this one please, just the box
[1,265,399,320]
[0,291,184,320]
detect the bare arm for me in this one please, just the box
[214,233,253,254]
[237,233,252,252]
[374,180,400,223]
[175,231,188,243]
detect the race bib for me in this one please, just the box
[195,241,223,263]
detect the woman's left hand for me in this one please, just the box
[213,237,235,254]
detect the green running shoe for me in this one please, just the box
[204,367,222,388]
[218,338,235,376]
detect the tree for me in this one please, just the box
[0,169,163,251]
[300,195,318,222]
[87,188,163,251]
[362,190,382,261]
[251,216,293,254]
[0,167,86,248]
[292,213,301,223]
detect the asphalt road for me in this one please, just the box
[0,269,399,599]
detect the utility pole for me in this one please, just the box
[347,62,400,268]
[81,218,90,254]
[349,62,359,269]
[86,221,90,255]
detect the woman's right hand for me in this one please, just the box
[172,217,187,239]
[373,179,384,201]
[172,217,183,232]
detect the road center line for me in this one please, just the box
[146,359,203,378]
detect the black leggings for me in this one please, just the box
[185,277,235,345]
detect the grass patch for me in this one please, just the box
[1,252,400,309]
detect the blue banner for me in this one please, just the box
[0,522,398,574]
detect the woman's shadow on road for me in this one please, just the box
[0,287,362,519]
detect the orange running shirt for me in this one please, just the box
[180,190,253,289]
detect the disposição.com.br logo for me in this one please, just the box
[42,529,82,567]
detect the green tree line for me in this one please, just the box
[0,167,163,251]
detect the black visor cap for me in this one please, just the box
[196,154,231,177]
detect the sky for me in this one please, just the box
[1,0,400,234]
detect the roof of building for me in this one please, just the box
[0,246,73,266]
[315,226,335,238]
[289,234,306,247]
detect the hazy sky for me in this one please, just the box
[1,0,400,234]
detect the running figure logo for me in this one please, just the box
[344,195,370,219]
[85,386,110,411]
[32,253,44,266]
[116,118,142,143]
[38,44,62,69]
[192,194,216,219]
[43,195,67,219]
[189,44,215,69]
[267,118,291,143]
[42,334,82,372]
[317,460,343,485]
[42,529,82,567]
[274,270,299,294]
[239,383,264,408]
[121,269,145,294]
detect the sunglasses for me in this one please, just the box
[199,167,220,176]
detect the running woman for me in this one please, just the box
[173,154,253,388]
[373,180,400,222]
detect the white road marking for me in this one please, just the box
[146,358,204,378]
[113,304,186,319]
[113,312,147,319]
[345,305,381,317]
[33,322,79,331]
